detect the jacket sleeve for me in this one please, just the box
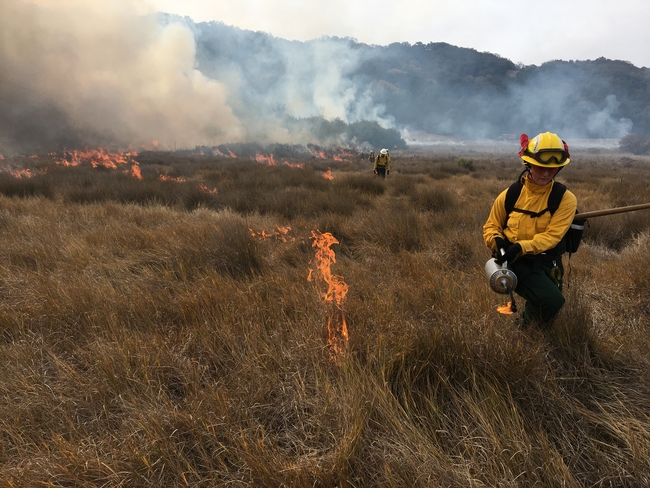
[483,189,508,251]
[386,156,391,171]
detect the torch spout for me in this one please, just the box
[507,287,518,313]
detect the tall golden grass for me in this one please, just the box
[0,150,649,486]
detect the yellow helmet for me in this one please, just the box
[519,132,570,168]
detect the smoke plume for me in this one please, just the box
[0,0,242,153]
[1,1,642,154]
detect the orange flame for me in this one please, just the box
[309,230,349,360]
[322,168,334,180]
[128,163,142,180]
[249,226,293,242]
[198,183,218,194]
[497,302,515,315]
[227,149,237,158]
[57,148,142,179]
[141,140,159,151]
[213,148,224,156]
[339,149,356,159]
[59,148,138,169]
[255,153,277,166]
[0,154,4,160]
[283,161,305,168]
[3,168,33,178]
[159,175,186,183]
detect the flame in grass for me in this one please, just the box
[198,183,218,194]
[159,174,216,193]
[56,148,143,180]
[127,162,142,180]
[13,168,33,178]
[0,168,33,178]
[140,140,159,151]
[59,148,138,168]
[283,161,305,169]
[227,149,237,158]
[0,165,49,178]
[249,226,294,242]
[322,168,334,180]
[255,153,306,168]
[497,302,515,315]
[308,230,349,361]
[0,155,4,160]
[255,153,277,166]
[159,175,186,183]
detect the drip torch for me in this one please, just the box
[484,249,518,312]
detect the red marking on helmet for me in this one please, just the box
[518,134,529,157]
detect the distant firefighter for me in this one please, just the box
[373,148,390,179]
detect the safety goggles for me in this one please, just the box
[523,149,569,165]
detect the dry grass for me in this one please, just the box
[0,150,649,486]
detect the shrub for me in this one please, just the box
[619,132,650,155]
[456,158,475,171]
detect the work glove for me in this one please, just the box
[493,236,508,252]
[495,243,521,265]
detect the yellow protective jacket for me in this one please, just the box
[373,154,390,171]
[483,176,577,256]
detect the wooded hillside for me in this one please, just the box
[190,18,650,142]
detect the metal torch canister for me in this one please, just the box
[484,251,518,294]
[484,249,519,313]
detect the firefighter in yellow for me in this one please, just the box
[373,148,390,178]
[483,132,577,329]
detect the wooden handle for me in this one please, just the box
[575,202,650,220]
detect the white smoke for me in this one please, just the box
[0,0,243,152]
[586,94,633,138]
[506,66,634,140]
[0,1,639,153]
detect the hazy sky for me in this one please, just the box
[150,0,650,69]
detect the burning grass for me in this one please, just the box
[0,150,650,485]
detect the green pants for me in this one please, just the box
[509,256,565,326]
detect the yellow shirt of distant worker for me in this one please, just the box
[373,148,390,178]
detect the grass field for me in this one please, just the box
[0,148,649,486]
